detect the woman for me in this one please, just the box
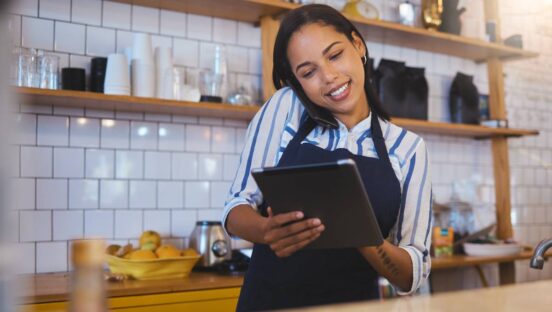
[223,4,432,311]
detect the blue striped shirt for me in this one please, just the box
[223,87,432,295]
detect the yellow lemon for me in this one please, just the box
[141,241,157,251]
[155,245,181,259]
[181,248,199,257]
[139,230,161,249]
[128,249,157,260]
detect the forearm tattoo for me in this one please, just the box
[376,246,399,276]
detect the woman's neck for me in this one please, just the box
[334,95,370,130]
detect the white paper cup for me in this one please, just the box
[131,59,155,97]
[132,33,153,65]
[104,53,131,95]
[104,86,130,96]
[155,47,173,98]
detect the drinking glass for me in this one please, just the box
[38,54,60,89]
[15,48,38,87]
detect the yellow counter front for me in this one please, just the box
[17,272,243,312]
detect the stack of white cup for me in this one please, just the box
[104,53,131,95]
[131,33,155,97]
[154,47,173,99]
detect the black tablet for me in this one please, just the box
[251,159,383,249]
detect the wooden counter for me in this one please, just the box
[20,250,549,304]
[431,250,550,270]
[293,280,552,311]
[18,271,243,304]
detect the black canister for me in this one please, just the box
[449,72,480,124]
[375,59,407,118]
[375,59,428,120]
[90,57,107,93]
[439,0,466,35]
[61,68,86,91]
[404,66,428,120]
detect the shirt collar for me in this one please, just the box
[335,111,373,135]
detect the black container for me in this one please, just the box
[375,59,428,120]
[439,0,466,35]
[90,57,107,93]
[449,72,480,124]
[403,66,428,120]
[61,68,86,91]
[200,95,223,103]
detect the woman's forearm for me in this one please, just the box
[226,204,268,244]
[358,240,413,291]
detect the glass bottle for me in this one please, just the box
[69,239,107,312]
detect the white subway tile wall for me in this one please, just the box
[102,1,130,30]
[71,0,102,26]
[7,0,551,285]
[54,21,86,54]
[40,0,70,21]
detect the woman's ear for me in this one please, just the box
[351,31,366,58]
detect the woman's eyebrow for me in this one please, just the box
[294,41,343,73]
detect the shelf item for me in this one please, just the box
[15,87,538,139]
[112,0,538,62]
[15,87,258,121]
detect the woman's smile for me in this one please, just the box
[325,79,352,101]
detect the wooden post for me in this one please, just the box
[260,15,280,102]
[485,0,515,285]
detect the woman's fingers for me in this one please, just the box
[267,208,304,227]
[262,207,324,256]
[275,232,322,258]
[269,217,321,240]
[270,224,325,253]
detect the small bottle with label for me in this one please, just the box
[69,239,107,312]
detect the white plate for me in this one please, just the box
[463,243,523,257]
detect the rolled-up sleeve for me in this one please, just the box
[221,88,295,236]
[394,138,433,295]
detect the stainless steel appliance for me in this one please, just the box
[189,221,232,267]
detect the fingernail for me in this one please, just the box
[313,219,321,225]
[296,212,303,219]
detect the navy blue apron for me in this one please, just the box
[236,113,402,311]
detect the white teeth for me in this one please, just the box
[330,82,349,97]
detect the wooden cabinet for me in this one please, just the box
[20,288,241,312]
[18,273,243,312]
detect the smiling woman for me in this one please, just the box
[223,4,432,311]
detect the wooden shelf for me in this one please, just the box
[15,87,538,139]
[432,250,552,270]
[113,0,538,63]
[391,117,538,138]
[15,87,258,120]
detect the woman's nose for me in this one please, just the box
[321,64,338,83]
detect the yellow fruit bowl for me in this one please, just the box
[106,254,200,280]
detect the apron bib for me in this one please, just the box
[237,114,402,311]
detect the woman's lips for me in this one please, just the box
[326,80,351,101]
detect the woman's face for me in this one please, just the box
[287,23,367,122]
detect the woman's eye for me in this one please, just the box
[302,70,314,78]
[330,51,343,60]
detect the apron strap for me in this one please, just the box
[280,112,393,171]
[370,113,394,169]
[277,115,317,166]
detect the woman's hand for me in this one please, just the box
[262,207,325,257]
